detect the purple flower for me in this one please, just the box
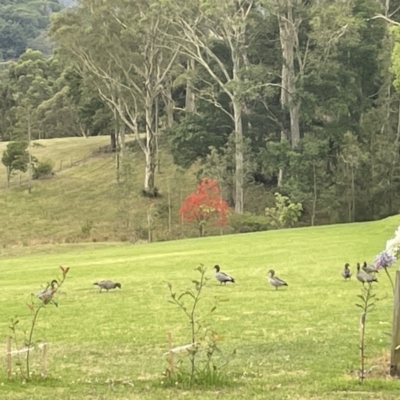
[374,250,397,269]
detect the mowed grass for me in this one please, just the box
[1,217,400,399]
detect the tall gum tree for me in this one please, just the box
[165,0,260,214]
[274,0,303,149]
[50,0,179,196]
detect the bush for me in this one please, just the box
[33,159,54,179]
[229,212,270,233]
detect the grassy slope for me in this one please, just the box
[1,216,400,398]
[0,136,112,244]
[0,136,198,247]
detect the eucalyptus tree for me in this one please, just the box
[259,0,305,149]
[254,0,359,189]
[50,0,180,196]
[164,0,268,214]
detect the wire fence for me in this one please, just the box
[0,147,107,190]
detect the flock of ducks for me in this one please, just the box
[213,265,288,290]
[38,261,376,301]
[342,261,379,284]
[214,260,380,292]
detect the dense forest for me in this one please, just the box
[2,0,400,230]
[0,0,63,60]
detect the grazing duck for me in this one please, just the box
[93,280,122,292]
[362,261,378,274]
[342,263,352,280]
[36,279,58,306]
[213,265,235,285]
[267,270,288,290]
[356,263,378,285]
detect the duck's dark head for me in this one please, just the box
[115,283,122,289]
[344,263,350,269]
[357,263,361,271]
[214,265,220,272]
[50,279,58,288]
[267,269,275,277]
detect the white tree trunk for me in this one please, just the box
[144,89,156,195]
[163,82,174,128]
[233,97,244,214]
[277,0,301,148]
[232,41,244,214]
[185,59,196,113]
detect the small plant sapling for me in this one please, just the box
[356,283,378,383]
[8,266,69,380]
[165,264,231,387]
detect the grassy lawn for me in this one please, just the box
[1,216,400,398]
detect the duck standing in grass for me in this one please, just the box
[93,280,122,293]
[362,261,379,274]
[356,263,378,285]
[213,265,235,285]
[36,279,58,306]
[267,270,288,290]
[341,263,352,281]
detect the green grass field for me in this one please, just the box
[1,216,400,399]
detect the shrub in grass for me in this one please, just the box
[265,192,303,228]
[179,178,230,237]
[32,159,54,180]
[229,212,270,233]
[81,220,94,237]
[165,264,233,388]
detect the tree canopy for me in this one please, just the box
[2,0,400,227]
[0,0,63,60]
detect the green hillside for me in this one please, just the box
[0,136,200,248]
[0,216,400,398]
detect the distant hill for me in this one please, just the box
[0,0,63,60]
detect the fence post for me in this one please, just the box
[6,336,12,379]
[390,271,400,376]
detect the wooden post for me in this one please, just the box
[167,332,174,374]
[390,271,400,376]
[41,342,47,377]
[6,336,12,379]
